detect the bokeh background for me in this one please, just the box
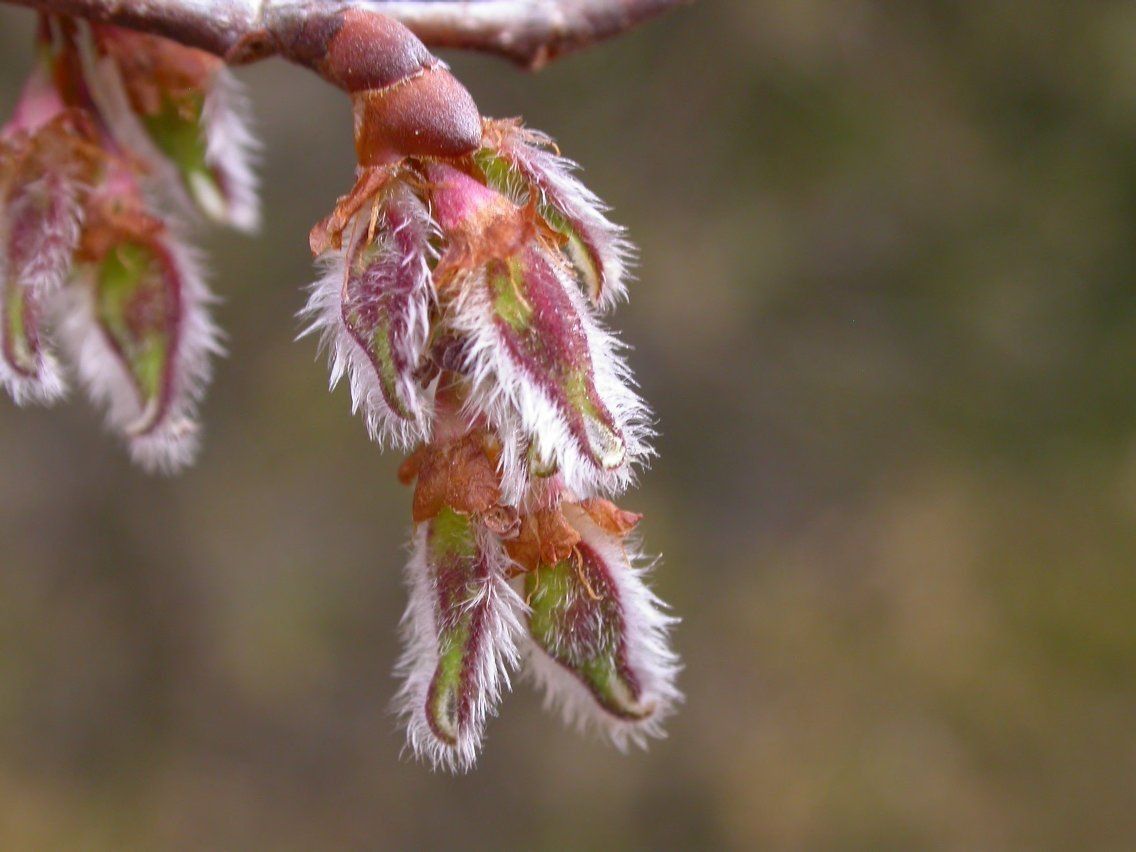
[3,2,1136,848]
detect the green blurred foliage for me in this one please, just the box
[2,2,1136,848]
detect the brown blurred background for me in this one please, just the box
[3,2,1136,848]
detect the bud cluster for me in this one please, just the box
[0,16,256,468]
[2,9,680,772]
[304,103,681,768]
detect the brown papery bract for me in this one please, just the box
[504,508,581,572]
[409,431,502,523]
[580,498,642,537]
[75,188,164,263]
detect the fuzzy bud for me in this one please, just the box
[0,60,99,404]
[83,25,260,231]
[303,184,434,446]
[480,119,633,309]
[524,503,680,748]
[396,506,524,772]
[62,167,222,472]
[427,162,648,498]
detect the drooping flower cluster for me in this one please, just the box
[2,8,680,773]
[303,114,681,770]
[0,17,254,468]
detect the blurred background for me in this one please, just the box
[2,2,1136,848]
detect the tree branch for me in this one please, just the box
[5,0,258,58]
[3,0,690,70]
[370,0,692,69]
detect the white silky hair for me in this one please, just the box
[56,235,223,473]
[8,169,84,298]
[0,172,83,405]
[198,67,262,233]
[77,28,190,218]
[491,123,636,311]
[0,272,68,406]
[0,340,67,405]
[0,354,66,406]
[76,24,261,233]
[522,504,682,750]
[448,249,653,504]
[393,522,527,773]
[298,193,435,449]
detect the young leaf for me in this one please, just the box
[395,507,525,772]
[480,119,634,309]
[62,224,221,472]
[524,503,681,749]
[301,186,433,447]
